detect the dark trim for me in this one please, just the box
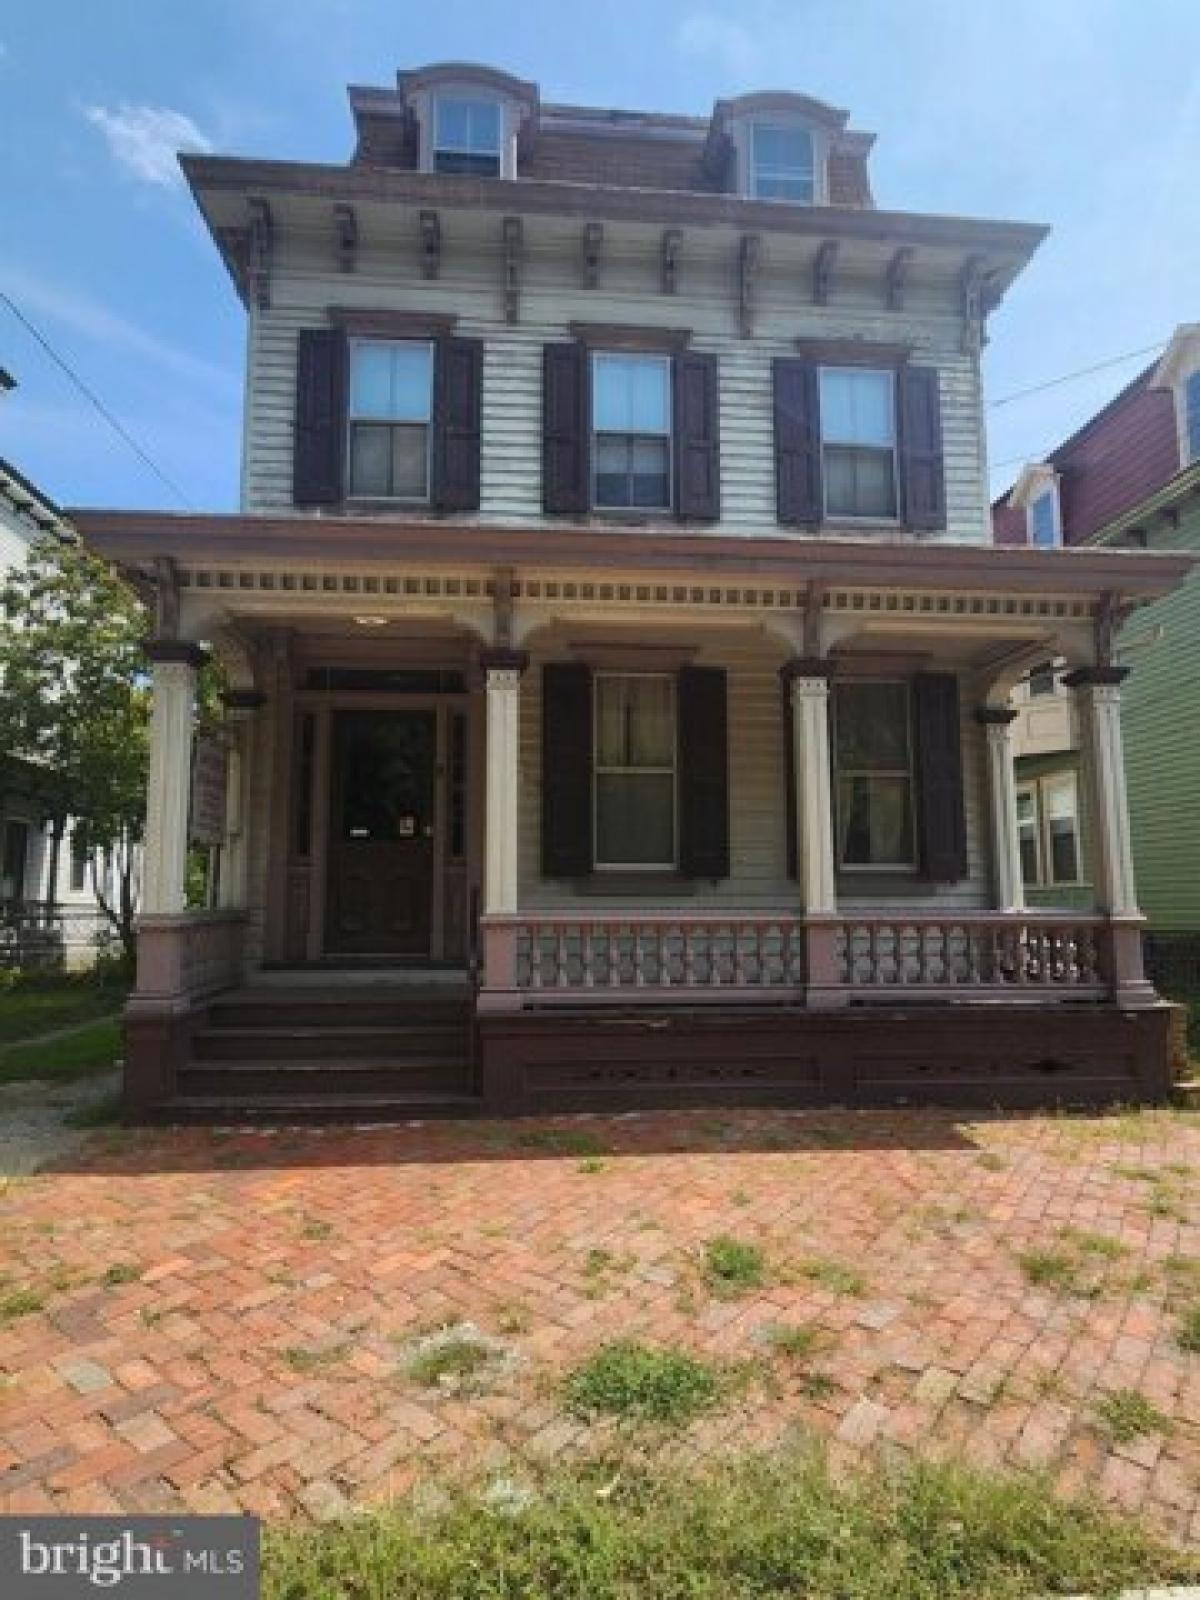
[478,647,530,674]
[974,706,1019,726]
[143,639,209,668]
[329,307,458,336]
[222,689,268,712]
[780,656,837,683]
[795,338,912,366]
[568,321,692,351]
[835,874,938,896]
[1063,666,1131,688]
[570,872,699,897]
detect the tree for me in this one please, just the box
[0,534,149,965]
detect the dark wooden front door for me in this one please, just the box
[325,711,437,956]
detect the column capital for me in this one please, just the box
[144,638,209,670]
[479,647,529,677]
[780,656,836,685]
[1062,665,1130,690]
[974,706,1019,727]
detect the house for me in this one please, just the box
[0,454,112,967]
[70,63,1194,1120]
[993,325,1200,951]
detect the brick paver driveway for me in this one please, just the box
[1,1107,1198,1537]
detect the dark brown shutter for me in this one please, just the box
[293,328,347,506]
[781,673,798,880]
[773,359,822,525]
[898,366,946,531]
[432,336,482,510]
[678,665,729,879]
[542,342,589,513]
[673,352,720,519]
[913,672,967,881]
[541,662,593,876]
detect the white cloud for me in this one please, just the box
[84,103,212,187]
[676,13,763,80]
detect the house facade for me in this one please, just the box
[73,64,1193,1118]
[993,325,1200,940]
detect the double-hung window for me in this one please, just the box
[1016,772,1082,888]
[819,368,898,520]
[592,352,673,511]
[433,97,502,176]
[750,122,815,203]
[593,673,676,868]
[1029,488,1059,548]
[346,339,434,501]
[833,681,916,869]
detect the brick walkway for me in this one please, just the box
[1,1107,1198,1537]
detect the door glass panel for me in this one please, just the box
[339,714,435,841]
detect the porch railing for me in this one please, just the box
[134,910,246,1004]
[0,900,107,969]
[479,910,1114,1006]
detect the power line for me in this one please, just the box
[988,341,1166,409]
[0,290,194,509]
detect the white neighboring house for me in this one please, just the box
[0,453,114,967]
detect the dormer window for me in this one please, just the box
[1185,369,1200,464]
[1028,487,1059,548]
[750,122,815,202]
[433,96,502,175]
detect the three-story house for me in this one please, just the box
[73,63,1193,1119]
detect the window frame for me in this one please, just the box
[1027,485,1060,548]
[592,670,678,872]
[1015,771,1084,889]
[590,350,675,514]
[1183,368,1200,465]
[818,365,900,524]
[432,94,503,176]
[749,119,817,204]
[344,336,435,505]
[831,678,918,873]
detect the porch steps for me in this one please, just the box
[175,982,479,1120]
[1172,1078,1200,1109]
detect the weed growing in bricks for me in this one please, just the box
[1092,1389,1171,1445]
[976,1151,1007,1171]
[300,1217,333,1241]
[516,1127,608,1158]
[0,1287,45,1322]
[404,1323,511,1392]
[102,1262,141,1287]
[796,1256,867,1297]
[1176,1306,1200,1354]
[703,1236,766,1295]
[564,1340,721,1426]
[577,1157,607,1174]
[282,1343,350,1374]
[764,1322,827,1363]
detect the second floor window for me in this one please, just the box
[346,339,433,501]
[833,680,916,870]
[819,367,898,520]
[750,122,815,202]
[594,673,677,868]
[434,97,502,176]
[592,352,673,511]
[1029,488,1059,547]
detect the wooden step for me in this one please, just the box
[160,1091,482,1125]
[192,1023,466,1062]
[208,994,470,1030]
[178,1056,471,1099]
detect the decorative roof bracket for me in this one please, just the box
[502,216,523,324]
[246,197,273,310]
[662,228,682,295]
[738,233,761,338]
[582,222,603,289]
[885,246,914,310]
[812,240,838,306]
[333,204,358,274]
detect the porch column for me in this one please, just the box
[478,649,527,1007]
[1065,666,1152,1005]
[976,707,1025,913]
[217,690,266,911]
[783,659,845,1008]
[141,642,205,915]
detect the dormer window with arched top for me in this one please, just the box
[1150,324,1200,470]
[749,122,816,203]
[706,93,864,208]
[395,63,537,182]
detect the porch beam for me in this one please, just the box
[975,706,1025,913]
[142,641,206,915]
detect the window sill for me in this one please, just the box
[570,873,700,898]
[836,873,937,898]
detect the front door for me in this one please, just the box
[325,711,436,956]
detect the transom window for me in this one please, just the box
[593,673,676,868]
[819,367,898,520]
[750,122,815,203]
[592,352,673,511]
[833,681,916,869]
[1029,488,1059,548]
[1017,773,1082,888]
[1186,369,1200,464]
[346,339,434,501]
[433,97,502,175]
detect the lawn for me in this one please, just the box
[264,1449,1195,1600]
[0,1016,122,1084]
[0,973,126,1046]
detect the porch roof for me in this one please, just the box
[68,510,1195,606]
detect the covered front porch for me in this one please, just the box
[71,514,1188,1118]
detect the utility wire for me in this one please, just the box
[0,290,194,509]
[988,341,1166,409]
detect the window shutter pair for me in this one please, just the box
[542,343,721,519]
[292,328,483,509]
[782,671,966,884]
[773,359,946,531]
[541,662,729,878]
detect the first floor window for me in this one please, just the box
[433,97,502,175]
[750,122,815,202]
[1017,772,1082,887]
[819,367,898,519]
[347,339,433,500]
[833,680,915,869]
[594,673,676,867]
[592,352,672,511]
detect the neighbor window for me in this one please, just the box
[750,122,815,203]
[1185,369,1200,464]
[1016,772,1082,888]
[1028,660,1057,697]
[820,367,898,519]
[1,819,29,901]
[69,830,88,893]
[833,681,916,869]
[593,673,676,868]
[346,340,433,500]
[1028,487,1059,547]
[433,97,502,175]
[592,352,672,511]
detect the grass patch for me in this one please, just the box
[796,1256,867,1297]
[299,1217,333,1241]
[0,1287,45,1323]
[764,1321,827,1362]
[1018,1249,1095,1297]
[101,1262,141,1287]
[282,1343,349,1374]
[1176,1305,1200,1354]
[406,1331,495,1389]
[702,1235,766,1296]
[564,1340,721,1426]
[0,1018,121,1085]
[262,1448,1195,1600]
[515,1127,607,1158]
[1018,1228,1130,1299]
[0,975,125,1047]
[1092,1388,1171,1445]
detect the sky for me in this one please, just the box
[1,0,1198,514]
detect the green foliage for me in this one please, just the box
[0,1018,121,1084]
[1177,1305,1200,1353]
[0,972,125,1046]
[564,1340,721,1425]
[702,1235,766,1295]
[1092,1388,1171,1444]
[797,1256,867,1297]
[406,1332,495,1389]
[263,1450,1194,1600]
[0,1287,46,1322]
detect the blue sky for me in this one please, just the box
[2,0,1197,513]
